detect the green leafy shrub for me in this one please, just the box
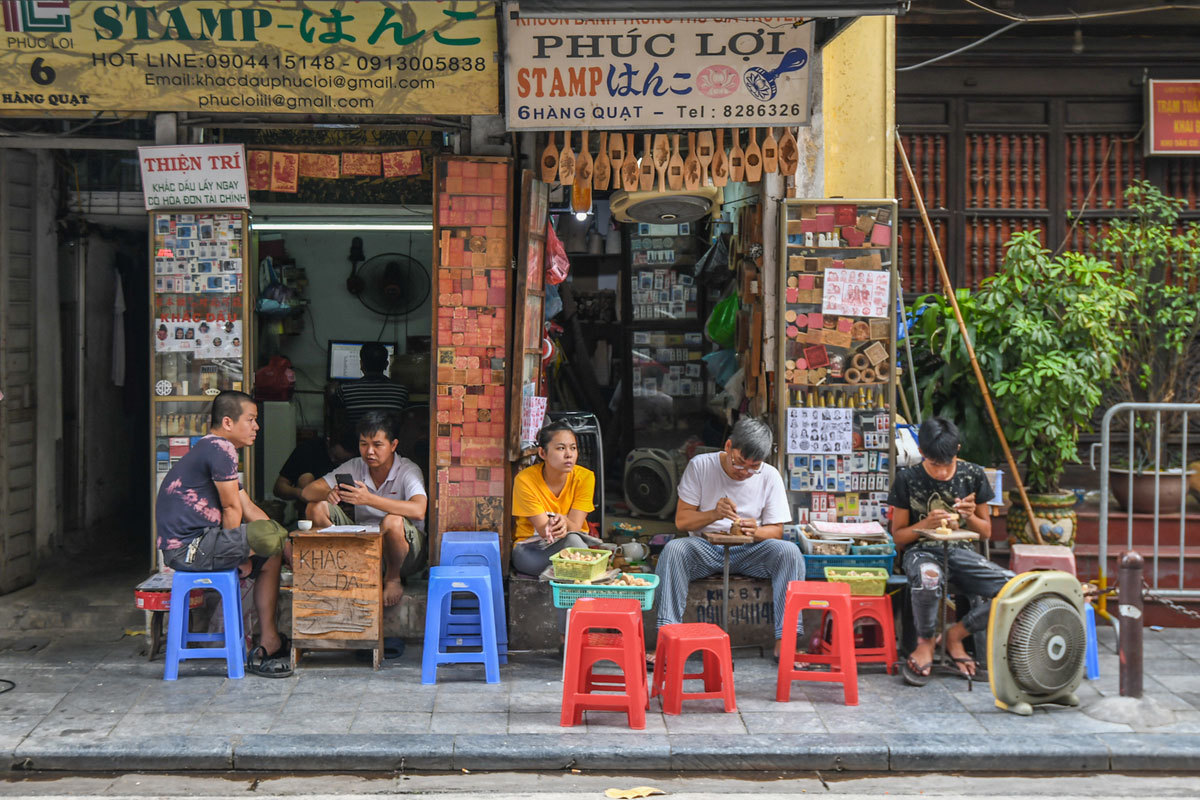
[975,231,1133,493]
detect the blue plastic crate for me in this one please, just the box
[801,548,896,579]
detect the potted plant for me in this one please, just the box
[902,289,1002,466]
[1095,180,1200,512]
[974,231,1133,545]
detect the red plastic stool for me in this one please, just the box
[650,623,737,715]
[776,581,858,705]
[560,598,648,729]
[816,594,898,675]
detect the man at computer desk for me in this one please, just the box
[331,342,409,447]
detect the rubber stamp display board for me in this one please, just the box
[430,156,513,565]
[148,209,252,567]
[776,199,898,528]
[290,528,384,670]
[508,170,550,460]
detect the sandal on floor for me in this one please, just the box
[951,656,977,679]
[247,645,293,678]
[266,634,290,660]
[902,655,932,687]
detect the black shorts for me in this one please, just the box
[163,524,266,577]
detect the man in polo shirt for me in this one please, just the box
[302,410,428,606]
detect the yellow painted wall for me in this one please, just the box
[823,16,895,198]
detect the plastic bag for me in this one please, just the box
[705,290,739,348]
[255,256,297,317]
[545,221,571,285]
[693,235,732,288]
[702,349,738,387]
[253,355,295,402]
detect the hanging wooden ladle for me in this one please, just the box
[609,132,625,190]
[779,126,799,176]
[712,129,729,187]
[558,130,576,186]
[652,133,670,192]
[684,131,701,190]
[667,133,684,190]
[639,133,655,191]
[540,132,559,184]
[621,133,639,191]
[763,126,779,174]
[572,131,593,213]
[729,128,745,183]
[696,130,714,186]
[744,128,763,184]
[593,131,611,189]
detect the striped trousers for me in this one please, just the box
[654,536,806,639]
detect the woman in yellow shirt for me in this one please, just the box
[510,421,597,576]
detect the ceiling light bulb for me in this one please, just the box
[574,211,590,222]
[1072,26,1084,55]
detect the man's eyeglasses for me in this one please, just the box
[728,452,764,475]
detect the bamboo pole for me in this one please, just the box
[895,131,1043,545]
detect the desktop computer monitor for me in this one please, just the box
[327,340,397,381]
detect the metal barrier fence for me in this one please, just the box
[1094,402,1200,625]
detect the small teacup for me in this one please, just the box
[296,520,313,531]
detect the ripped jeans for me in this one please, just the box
[903,546,1013,640]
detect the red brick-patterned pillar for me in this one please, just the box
[428,156,513,565]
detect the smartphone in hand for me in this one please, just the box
[335,472,355,489]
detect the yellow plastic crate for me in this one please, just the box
[823,566,889,596]
[550,547,612,582]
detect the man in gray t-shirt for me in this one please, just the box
[654,418,804,662]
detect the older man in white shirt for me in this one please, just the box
[655,417,804,662]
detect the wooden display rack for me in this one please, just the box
[775,199,899,529]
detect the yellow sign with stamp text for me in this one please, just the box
[0,1,498,116]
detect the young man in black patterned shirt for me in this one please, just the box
[888,417,1012,685]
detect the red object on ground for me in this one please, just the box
[776,581,859,705]
[134,588,202,612]
[816,593,899,675]
[1009,543,1077,576]
[560,598,648,729]
[650,623,737,715]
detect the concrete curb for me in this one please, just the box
[11,735,233,771]
[11,732,1200,773]
[884,733,1110,772]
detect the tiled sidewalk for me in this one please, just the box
[2,623,1200,772]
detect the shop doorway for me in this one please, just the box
[250,213,434,522]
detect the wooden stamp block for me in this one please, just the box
[864,340,889,365]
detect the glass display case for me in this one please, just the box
[149,210,252,565]
[776,199,898,527]
[622,224,715,453]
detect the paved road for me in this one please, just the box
[3,773,1200,798]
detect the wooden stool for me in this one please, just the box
[816,593,898,675]
[651,623,737,714]
[776,581,858,705]
[560,598,647,729]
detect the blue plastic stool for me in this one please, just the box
[422,566,500,684]
[1084,602,1100,680]
[163,569,244,680]
[439,531,508,663]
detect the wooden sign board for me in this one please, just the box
[291,529,383,669]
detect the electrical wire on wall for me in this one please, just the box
[901,1,1200,73]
